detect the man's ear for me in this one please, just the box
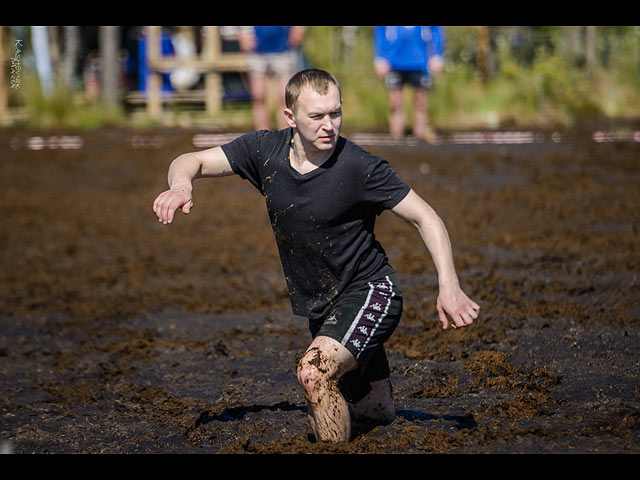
[283,108,297,128]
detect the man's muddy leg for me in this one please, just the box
[349,377,395,425]
[297,336,357,442]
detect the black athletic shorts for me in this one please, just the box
[384,70,432,90]
[308,273,403,403]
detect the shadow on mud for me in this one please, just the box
[397,410,478,430]
[195,401,307,426]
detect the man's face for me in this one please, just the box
[285,84,342,153]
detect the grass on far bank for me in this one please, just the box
[8,48,640,132]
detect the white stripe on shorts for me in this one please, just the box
[342,282,375,347]
[342,275,395,358]
[359,276,395,355]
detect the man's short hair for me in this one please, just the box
[285,69,341,113]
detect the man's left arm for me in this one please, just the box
[391,189,480,329]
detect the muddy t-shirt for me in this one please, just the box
[221,128,411,319]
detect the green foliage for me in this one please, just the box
[303,26,640,130]
[9,26,640,130]
[429,41,602,128]
[20,75,125,130]
[302,26,389,130]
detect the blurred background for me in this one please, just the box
[2,26,639,132]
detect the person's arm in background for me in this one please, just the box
[237,26,256,52]
[288,26,306,48]
[373,26,392,78]
[427,26,445,76]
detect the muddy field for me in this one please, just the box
[1,124,639,454]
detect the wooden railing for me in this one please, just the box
[142,26,248,118]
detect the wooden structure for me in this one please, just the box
[0,26,247,124]
[138,26,248,118]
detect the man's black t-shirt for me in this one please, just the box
[221,128,411,319]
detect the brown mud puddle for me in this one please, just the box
[1,125,639,453]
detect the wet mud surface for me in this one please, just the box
[1,125,639,453]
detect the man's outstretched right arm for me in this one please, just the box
[152,146,234,224]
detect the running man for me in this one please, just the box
[152,69,479,442]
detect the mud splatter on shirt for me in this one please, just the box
[222,128,410,319]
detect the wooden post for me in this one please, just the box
[477,26,490,82]
[586,26,596,75]
[100,26,120,107]
[62,26,79,89]
[203,26,222,115]
[146,26,162,118]
[0,26,7,122]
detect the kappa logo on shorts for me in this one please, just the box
[370,302,383,312]
[325,312,338,325]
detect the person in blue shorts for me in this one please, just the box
[374,26,445,143]
[238,26,306,130]
[152,69,479,442]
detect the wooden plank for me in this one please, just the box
[147,55,247,73]
[125,90,208,104]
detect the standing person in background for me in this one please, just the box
[374,26,445,143]
[238,26,306,130]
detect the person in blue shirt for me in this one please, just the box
[374,26,445,143]
[238,26,306,130]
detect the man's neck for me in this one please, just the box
[290,130,336,173]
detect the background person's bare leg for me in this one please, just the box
[248,73,270,130]
[412,88,426,138]
[297,336,357,442]
[412,89,436,143]
[387,88,405,139]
